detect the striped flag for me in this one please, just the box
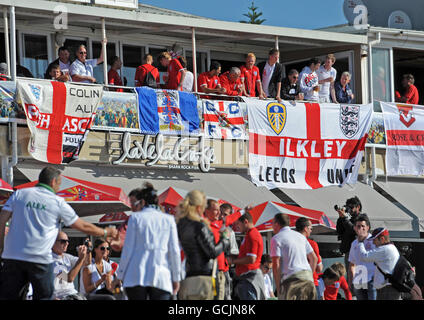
[203,100,248,140]
[16,80,103,164]
[247,98,373,189]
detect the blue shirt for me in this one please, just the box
[335,81,353,104]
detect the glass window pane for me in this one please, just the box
[92,41,116,84]
[23,34,48,79]
[122,45,145,87]
[185,51,208,75]
[372,48,392,107]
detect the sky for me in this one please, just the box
[139,0,348,30]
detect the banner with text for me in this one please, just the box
[381,101,424,176]
[16,80,103,164]
[247,98,373,189]
[202,100,248,140]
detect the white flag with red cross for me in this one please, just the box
[202,100,248,140]
[381,101,424,176]
[247,98,373,189]
[16,79,103,164]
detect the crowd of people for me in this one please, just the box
[0,167,422,301]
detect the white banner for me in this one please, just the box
[202,100,248,140]
[247,98,373,189]
[16,80,103,164]
[381,101,424,176]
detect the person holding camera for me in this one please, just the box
[51,231,87,300]
[335,196,362,269]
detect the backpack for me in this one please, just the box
[141,65,157,88]
[375,255,416,293]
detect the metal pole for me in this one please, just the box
[274,35,279,49]
[191,27,198,92]
[101,18,108,85]
[9,6,16,81]
[3,9,10,76]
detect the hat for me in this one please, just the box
[370,227,389,239]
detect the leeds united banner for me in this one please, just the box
[16,80,103,164]
[247,98,373,189]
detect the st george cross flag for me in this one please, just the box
[136,87,200,136]
[247,98,373,189]
[203,100,248,140]
[16,79,103,164]
[381,101,424,176]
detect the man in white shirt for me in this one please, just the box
[260,254,275,299]
[0,166,118,300]
[270,213,318,300]
[52,231,87,300]
[318,54,337,103]
[357,227,401,300]
[348,214,377,300]
[299,58,321,101]
[70,39,107,83]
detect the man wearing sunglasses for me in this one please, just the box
[52,231,87,300]
[281,69,303,101]
[0,166,118,300]
[69,39,107,84]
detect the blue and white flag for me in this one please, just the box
[136,87,200,136]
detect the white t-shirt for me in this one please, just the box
[69,58,97,83]
[263,273,273,299]
[182,70,194,92]
[348,235,376,288]
[1,186,79,264]
[270,227,314,280]
[59,60,71,74]
[52,252,80,299]
[358,242,400,289]
[318,65,337,99]
[84,260,112,293]
[299,66,319,101]
[261,62,275,97]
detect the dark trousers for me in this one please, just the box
[124,286,171,300]
[0,259,54,300]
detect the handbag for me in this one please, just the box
[178,259,217,300]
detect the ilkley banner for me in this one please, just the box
[247,98,373,189]
[381,101,424,176]
[16,80,103,164]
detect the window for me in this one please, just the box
[185,50,208,75]
[122,45,145,87]
[22,34,48,78]
[372,48,392,110]
[92,41,117,84]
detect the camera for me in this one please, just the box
[334,204,352,219]
[84,239,93,253]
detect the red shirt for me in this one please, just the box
[198,72,220,92]
[324,275,352,300]
[403,84,419,105]
[240,65,260,97]
[235,227,263,276]
[167,59,184,90]
[209,211,241,272]
[308,238,321,286]
[219,72,242,96]
[108,69,123,86]
[134,64,160,87]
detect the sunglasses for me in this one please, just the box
[100,246,111,251]
[79,52,87,55]
[57,239,70,244]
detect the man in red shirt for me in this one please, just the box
[395,74,419,105]
[219,67,243,96]
[197,61,226,95]
[229,213,265,300]
[158,52,185,91]
[204,199,242,300]
[240,53,266,98]
[134,54,160,88]
[295,217,323,297]
[108,56,124,92]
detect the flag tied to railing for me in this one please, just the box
[247,98,373,189]
[16,80,103,164]
[381,101,424,176]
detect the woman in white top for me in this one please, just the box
[82,238,115,300]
